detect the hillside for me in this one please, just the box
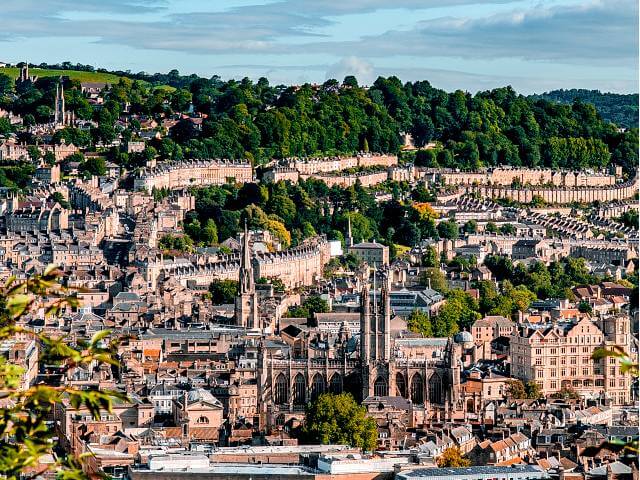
[530,89,638,129]
[1,67,123,84]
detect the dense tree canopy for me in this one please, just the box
[300,393,378,452]
[2,70,636,176]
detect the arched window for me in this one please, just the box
[374,376,388,397]
[294,373,306,405]
[330,374,343,394]
[311,374,326,401]
[429,373,442,404]
[466,398,475,413]
[276,414,286,426]
[396,373,406,398]
[274,374,289,405]
[410,373,424,404]
[196,416,209,424]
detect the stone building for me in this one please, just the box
[349,241,390,266]
[134,159,253,192]
[510,315,632,405]
[256,268,464,431]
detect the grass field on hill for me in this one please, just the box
[1,67,124,84]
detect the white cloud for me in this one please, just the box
[326,57,375,85]
[314,0,638,64]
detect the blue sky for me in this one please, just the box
[2,0,637,93]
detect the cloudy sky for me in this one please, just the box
[2,0,638,93]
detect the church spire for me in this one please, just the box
[235,220,258,329]
[346,215,353,248]
[239,220,254,295]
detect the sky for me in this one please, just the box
[1,0,638,94]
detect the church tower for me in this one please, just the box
[54,77,65,126]
[360,266,392,400]
[235,222,258,329]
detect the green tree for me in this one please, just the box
[79,156,107,176]
[437,219,459,240]
[158,233,194,253]
[301,393,378,452]
[437,447,471,468]
[406,309,433,337]
[49,191,70,209]
[525,381,543,399]
[463,220,478,234]
[43,151,56,166]
[0,73,13,96]
[430,289,480,336]
[420,267,448,293]
[0,265,123,479]
[422,246,438,267]
[578,301,593,314]
[287,295,329,319]
[506,379,527,399]
[0,117,11,136]
[27,145,41,162]
[550,386,580,400]
[209,279,239,304]
[202,219,219,245]
[499,223,516,235]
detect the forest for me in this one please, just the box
[531,89,639,130]
[0,67,637,175]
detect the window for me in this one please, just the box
[571,347,577,353]
[610,379,615,387]
[550,358,557,366]
[196,416,209,424]
[536,358,543,365]
[410,374,425,404]
[570,368,577,376]
[537,370,544,379]
[550,381,557,389]
[610,367,616,375]
[583,368,589,376]
[374,376,388,397]
[274,374,289,405]
[570,357,577,365]
[535,348,542,355]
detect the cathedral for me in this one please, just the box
[232,229,466,430]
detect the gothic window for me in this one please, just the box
[374,376,388,397]
[311,374,326,400]
[330,374,343,394]
[466,398,475,413]
[395,373,406,398]
[410,373,424,405]
[274,374,289,405]
[196,416,209,424]
[428,373,442,404]
[294,373,306,405]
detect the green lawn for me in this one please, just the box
[1,67,124,84]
